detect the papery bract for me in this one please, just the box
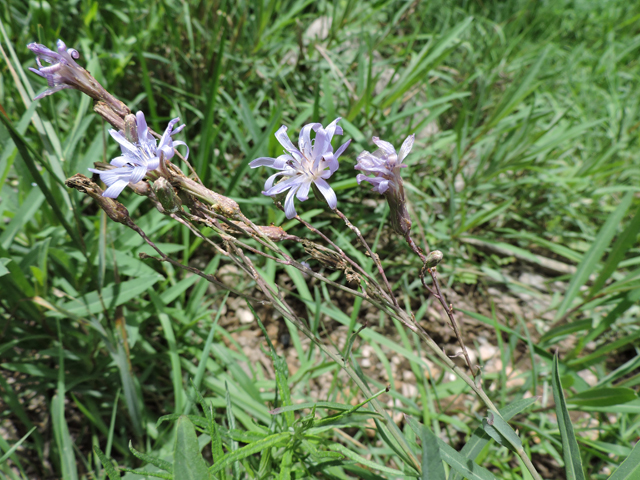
[250,118,350,219]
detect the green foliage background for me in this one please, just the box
[1,0,640,478]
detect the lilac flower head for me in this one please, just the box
[355,134,415,236]
[249,118,351,219]
[28,39,129,116]
[88,112,188,198]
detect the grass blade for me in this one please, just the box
[555,192,634,320]
[552,353,586,480]
[609,441,640,480]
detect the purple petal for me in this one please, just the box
[298,123,320,157]
[172,140,189,160]
[110,156,130,167]
[264,175,303,196]
[333,139,351,160]
[95,167,133,186]
[250,154,293,170]
[398,134,415,162]
[264,172,287,191]
[312,128,329,161]
[102,180,129,198]
[136,111,149,143]
[129,164,148,184]
[314,178,337,210]
[109,130,141,159]
[324,117,343,142]
[296,180,311,201]
[284,187,299,219]
[275,125,302,158]
[372,136,396,156]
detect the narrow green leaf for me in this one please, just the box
[0,114,84,252]
[449,398,538,480]
[405,416,446,480]
[209,432,290,475]
[552,353,586,480]
[174,416,210,480]
[567,388,638,407]
[555,192,634,320]
[589,202,640,297]
[609,441,640,480]
[0,427,36,464]
[93,445,121,480]
[436,437,498,480]
[129,441,173,473]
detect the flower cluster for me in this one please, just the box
[250,118,350,218]
[28,39,416,235]
[88,112,188,198]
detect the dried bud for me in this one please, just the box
[28,40,130,117]
[65,174,130,224]
[425,250,443,268]
[152,177,182,213]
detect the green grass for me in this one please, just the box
[1,0,640,478]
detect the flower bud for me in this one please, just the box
[124,114,138,144]
[152,177,182,213]
[425,250,443,268]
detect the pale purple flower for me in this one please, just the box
[27,39,129,115]
[88,111,188,198]
[28,40,83,100]
[355,134,415,236]
[355,135,414,194]
[250,118,350,219]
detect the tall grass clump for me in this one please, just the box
[1,1,640,479]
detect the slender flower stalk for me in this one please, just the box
[27,39,129,116]
[250,118,350,218]
[89,112,188,198]
[355,134,415,236]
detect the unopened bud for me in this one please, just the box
[65,173,130,224]
[425,250,443,268]
[152,177,182,213]
[124,114,138,144]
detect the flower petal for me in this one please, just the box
[372,136,396,156]
[314,178,337,210]
[172,140,189,160]
[96,167,133,186]
[136,111,149,144]
[109,130,141,159]
[333,138,351,160]
[284,187,299,219]
[398,134,415,163]
[129,164,148,184]
[103,180,129,198]
[110,156,130,167]
[296,180,311,201]
[298,122,320,157]
[264,175,303,196]
[275,125,302,157]
[324,117,343,142]
[264,172,288,191]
